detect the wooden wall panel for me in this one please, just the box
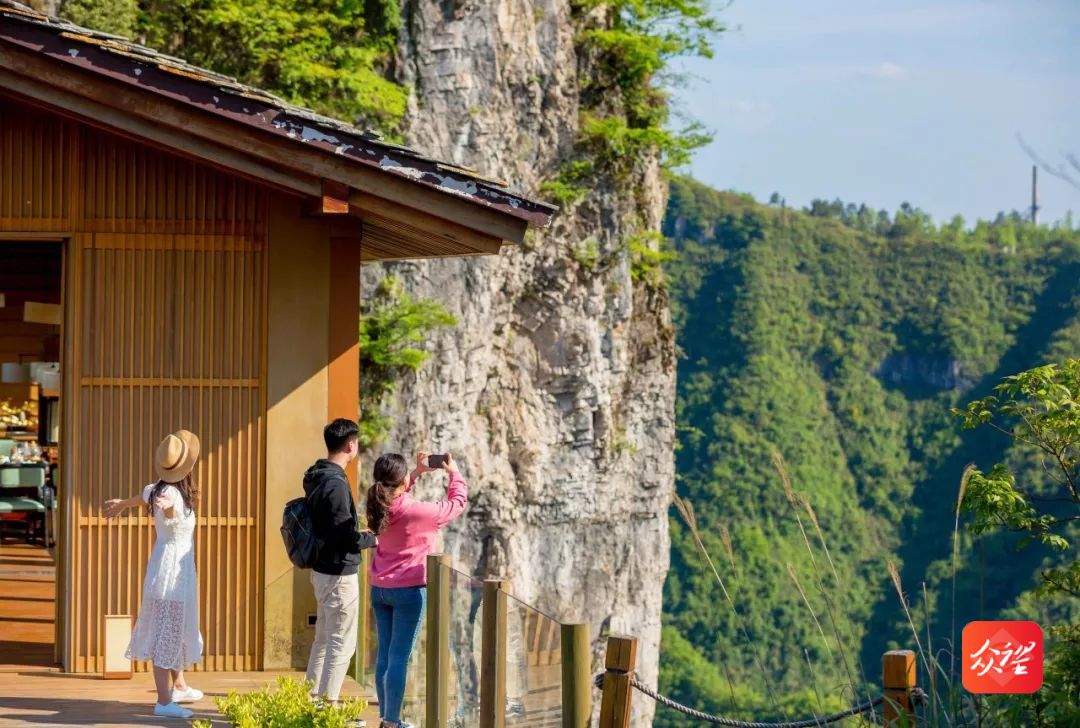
[0,94,271,673]
[70,230,265,672]
[0,103,69,229]
[80,128,263,236]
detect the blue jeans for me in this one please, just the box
[371,585,426,724]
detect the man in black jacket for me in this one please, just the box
[304,418,376,703]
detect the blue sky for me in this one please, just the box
[673,0,1080,225]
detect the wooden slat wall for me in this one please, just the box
[1,97,267,673]
[0,103,69,228]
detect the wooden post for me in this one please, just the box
[426,553,451,728]
[561,624,591,728]
[883,649,916,727]
[598,635,637,728]
[480,580,508,728]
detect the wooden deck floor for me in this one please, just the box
[0,543,378,726]
[0,670,378,727]
[0,541,56,672]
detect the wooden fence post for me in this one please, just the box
[883,649,916,727]
[426,553,451,728]
[598,635,637,728]
[561,624,591,728]
[480,579,508,728]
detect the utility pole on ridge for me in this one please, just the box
[1031,165,1039,224]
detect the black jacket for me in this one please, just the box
[303,459,375,576]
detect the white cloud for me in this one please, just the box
[866,61,907,80]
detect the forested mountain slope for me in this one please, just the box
[658,177,1080,722]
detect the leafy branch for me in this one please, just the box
[952,359,1080,588]
[359,276,456,447]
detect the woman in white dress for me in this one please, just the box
[104,429,205,719]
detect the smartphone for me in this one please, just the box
[427,454,447,469]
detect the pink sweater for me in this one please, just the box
[370,470,468,589]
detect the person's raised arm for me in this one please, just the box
[432,453,468,528]
[407,451,434,492]
[103,491,147,518]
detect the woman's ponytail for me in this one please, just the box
[366,453,409,534]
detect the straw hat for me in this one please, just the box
[155,430,200,483]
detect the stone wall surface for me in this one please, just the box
[367,2,677,724]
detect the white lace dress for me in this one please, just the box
[125,483,203,670]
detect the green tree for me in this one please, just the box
[660,176,1080,724]
[358,277,456,447]
[59,0,139,36]
[954,360,1079,567]
[47,0,406,132]
[954,360,1080,726]
[137,1,406,131]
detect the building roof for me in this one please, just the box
[0,0,557,233]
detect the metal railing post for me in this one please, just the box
[883,649,916,727]
[598,634,637,728]
[480,579,508,728]
[426,553,451,728]
[561,623,591,728]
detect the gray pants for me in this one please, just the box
[306,571,359,701]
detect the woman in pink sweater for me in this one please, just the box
[366,451,468,728]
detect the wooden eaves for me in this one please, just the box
[0,2,558,260]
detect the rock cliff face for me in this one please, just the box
[362,1,676,723]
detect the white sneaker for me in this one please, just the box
[153,702,194,718]
[171,685,204,703]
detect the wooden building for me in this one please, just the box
[0,1,554,673]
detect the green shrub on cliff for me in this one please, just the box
[359,277,456,447]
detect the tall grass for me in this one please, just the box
[673,493,790,720]
[771,448,873,711]
[673,454,1008,727]
[949,465,974,723]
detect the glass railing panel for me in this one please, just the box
[398,612,428,726]
[446,565,484,727]
[354,562,429,726]
[505,593,564,727]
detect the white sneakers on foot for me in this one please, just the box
[153,702,194,718]
[171,685,204,703]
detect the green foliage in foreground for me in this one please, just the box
[55,0,407,133]
[659,176,1080,726]
[955,361,1079,558]
[191,676,366,728]
[995,622,1080,727]
[954,362,1080,726]
[359,276,456,447]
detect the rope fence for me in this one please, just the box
[595,636,924,728]
[593,672,929,728]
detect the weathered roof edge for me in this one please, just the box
[0,1,558,228]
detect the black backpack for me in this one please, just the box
[281,496,319,569]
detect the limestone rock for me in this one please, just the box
[365,2,676,723]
